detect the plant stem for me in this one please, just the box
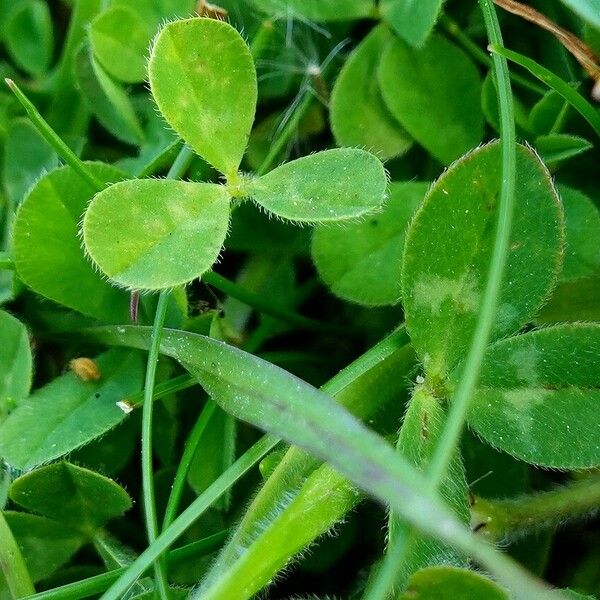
[0,252,14,270]
[365,3,518,597]
[139,144,196,597]
[162,400,218,530]
[0,511,35,598]
[472,474,600,541]
[428,0,517,495]
[4,79,104,192]
[99,434,279,600]
[363,530,413,600]
[125,373,196,410]
[141,291,171,600]
[21,531,228,600]
[202,271,340,334]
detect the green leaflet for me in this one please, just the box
[1,463,131,589]
[248,0,376,21]
[558,185,600,281]
[312,181,427,305]
[0,311,32,423]
[196,462,360,600]
[9,462,132,533]
[112,0,196,27]
[391,388,470,588]
[83,179,231,290]
[74,44,144,146]
[4,0,53,76]
[402,142,563,378]
[0,349,144,470]
[380,0,445,48]
[3,118,58,205]
[466,324,600,469]
[0,506,34,598]
[247,148,387,222]
[399,566,509,599]
[13,162,130,321]
[330,25,412,160]
[378,33,483,165]
[535,134,593,165]
[90,6,150,84]
[1,512,86,583]
[149,18,257,176]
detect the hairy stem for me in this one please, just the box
[365,2,518,597]
[473,474,600,540]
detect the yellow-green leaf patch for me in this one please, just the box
[149,18,257,176]
[83,179,231,290]
[247,148,387,223]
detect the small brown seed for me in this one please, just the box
[69,357,101,381]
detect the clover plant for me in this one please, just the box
[1,1,600,600]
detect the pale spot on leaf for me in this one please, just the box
[413,273,480,315]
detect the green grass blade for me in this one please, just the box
[490,44,600,138]
[0,510,36,598]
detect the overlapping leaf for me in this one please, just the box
[402,142,563,377]
[378,34,484,165]
[13,162,129,320]
[330,25,412,160]
[0,349,144,470]
[312,181,427,305]
[466,324,600,469]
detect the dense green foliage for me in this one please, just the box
[1,1,600,599]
